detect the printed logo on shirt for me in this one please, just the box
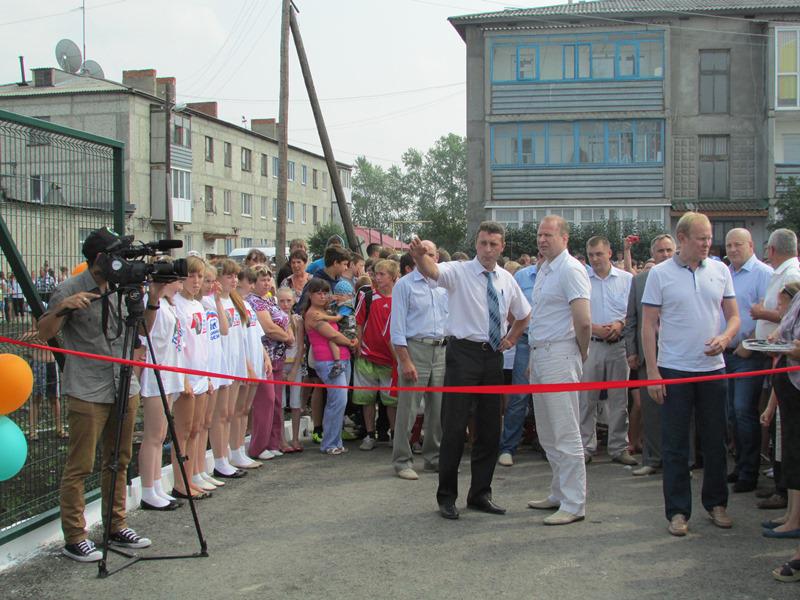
[190,312,206,335]
[227,307,241,328]
[207,310,221,342]
[172,317,184,352]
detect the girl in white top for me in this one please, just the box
[278,286,306,451]
[172,256,214,497]
[197,263,228,486]
[138,277,185,510]
[229,267,269,469]
[210,259,257,477]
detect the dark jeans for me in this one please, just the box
[659,367,728,521]
[499,334,531,455]
[437,338,503,506]
[724,353,766,483]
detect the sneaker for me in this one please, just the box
[411,441,423,455]
[341,429,359,441]
[62,539,102,562]
[632,465,658,477]
[109,527,152,549]
[377,431,391,443]
[360,436,377,451]
[612,451,638,466]
[498,452,513,467]
[311,431,323,444]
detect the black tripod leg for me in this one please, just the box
[98,315,137,578]
[143,328,208,556]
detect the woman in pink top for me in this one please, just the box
[302,278,357,454]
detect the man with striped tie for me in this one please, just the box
[410,221,531,520]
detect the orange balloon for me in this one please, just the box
[0,354,34,415]
[71,261,88,276]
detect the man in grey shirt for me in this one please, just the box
[39,228,164,562]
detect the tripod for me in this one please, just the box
[98,285,208,577]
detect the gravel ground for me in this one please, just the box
[2,443,798,600]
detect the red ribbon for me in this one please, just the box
[3,335,798,396]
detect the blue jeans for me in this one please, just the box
[316,360,352,452]
[499,336,531,455]
[724,353,766,483]
[659,367,728,521]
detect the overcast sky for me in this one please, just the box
[0,0,559,167]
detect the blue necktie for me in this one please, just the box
[484,271,501,351]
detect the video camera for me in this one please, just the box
[94,235,187,285]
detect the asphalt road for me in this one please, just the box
[2,443,798,600]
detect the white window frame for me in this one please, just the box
[776,27,800,110]
[241,192,252,217]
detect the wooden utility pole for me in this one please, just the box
[275,0,291,269]
[289,8,360,256]
[164,80,174,251]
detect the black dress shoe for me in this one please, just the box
[213,468,247,479]
[733,479,757,493]
[726,471,739,483]
[140,499,178,511]
[467,495,506,515]
[438,503,460,520]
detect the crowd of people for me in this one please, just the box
[29,217,800,583]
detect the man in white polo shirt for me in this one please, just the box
[580,236,634,465]
[410,222,530,520]
[752,228,800,340]
[642,212,740,537]
[526,215,592,526]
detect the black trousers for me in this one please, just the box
[436,338,503,506]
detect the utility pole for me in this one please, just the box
[275,0,291,269]
[164,80,174,251]
[289,7,360,256]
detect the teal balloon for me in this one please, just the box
[0,416,28,481]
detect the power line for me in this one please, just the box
[0,0,126,27]
[176,81,465,104]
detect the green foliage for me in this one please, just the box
[351,134,468,252]
[306,222,345,260]
[505,219,667,263]
[769,177,800,232]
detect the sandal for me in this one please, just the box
[324,448,343,456]
[291,443,304,452]
[772,559,800,582]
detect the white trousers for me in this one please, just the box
[531,340,587,516]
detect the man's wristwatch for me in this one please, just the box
[146,303,160,311]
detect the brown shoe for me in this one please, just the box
[668,514,688,536]
[709,506,733,529]
[758,494,788,510]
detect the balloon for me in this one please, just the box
[0,416,28,481]
[0,354,34,415]
[71,261,88,276]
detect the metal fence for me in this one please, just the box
[0,109,124,534]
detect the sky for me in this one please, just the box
[0,0,557,168]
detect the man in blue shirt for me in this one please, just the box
[498,254,541,466]
[724,228,772,493]
[390,240,449,480]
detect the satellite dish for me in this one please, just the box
[81,59,104,79]
[55,39,82,74]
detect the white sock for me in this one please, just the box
[214,457,236,475]
[201,471,224,486]
[141,486,170,508]
[192,473,215,490]
[238,445,257,464]
[154,478,176,502]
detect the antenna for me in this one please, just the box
[55,39,82,74]
[81,59,105,79]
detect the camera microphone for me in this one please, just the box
[149,239,183,251]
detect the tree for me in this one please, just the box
[306,222,345,260]
[351,157,403,234]
[769,177,800,232]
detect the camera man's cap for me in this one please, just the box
[82,227,122,262]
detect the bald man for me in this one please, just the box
[723,228,772,493]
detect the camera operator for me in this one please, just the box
[38,228,165,563]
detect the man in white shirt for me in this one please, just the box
[579,236,634,466]
[752,228,800,339]
[526,215,592,526]
[642,212,740,537]
[390,240,448,481]
[410,222,530,520]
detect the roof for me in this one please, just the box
[449,0,800,37]
[354,226,409,250]
[671,199,769,215]
[0,70,352,170]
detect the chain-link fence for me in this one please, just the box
[0,109,124,533]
